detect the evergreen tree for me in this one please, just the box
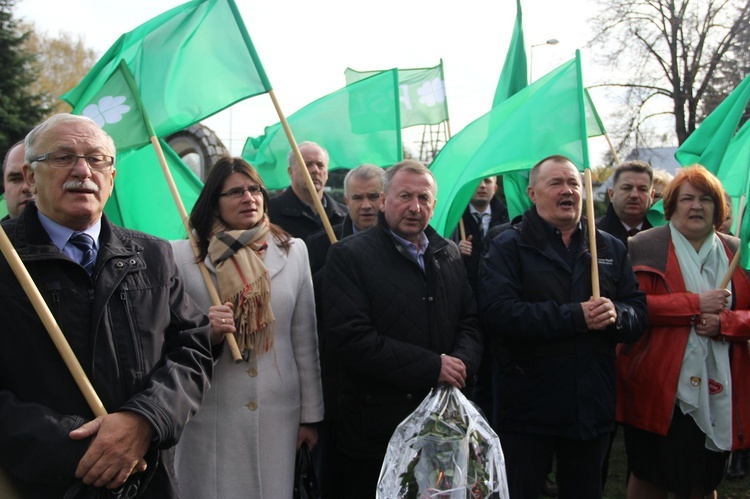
[0,0,46,153]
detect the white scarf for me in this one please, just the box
[670,223,732,451]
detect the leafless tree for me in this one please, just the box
[588,0,750,149]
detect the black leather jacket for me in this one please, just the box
[0,203,212,498]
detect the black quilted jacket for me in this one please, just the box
[322,213,482,458]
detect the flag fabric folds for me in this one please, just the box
[345,63,448,127]
[673,73,750,263]
[675,73,750,171]
[62,0,271,139]
[72,60,151,152]
[492,0,527,107]
[493,0,530,221]
[242,69,402,190]
[105,139,203,240]
[430,54,590,237]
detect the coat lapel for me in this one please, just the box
[264,238,288,280]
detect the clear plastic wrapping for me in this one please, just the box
[377,386,509,498]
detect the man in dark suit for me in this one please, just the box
[452,176,508,294]
[596,160,654,247]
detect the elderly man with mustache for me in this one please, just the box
[0,114,213,498]
[268,141,347,240]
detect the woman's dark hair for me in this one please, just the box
[190,156,290,262]
[662,164,726,230]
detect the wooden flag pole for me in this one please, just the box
[267,89,337,244]
[720,195,746,289]
[0,225,107,417]
[0,224,107,498]
[150,137,243,363]
[585,168,600,299]
[603,131,621,165]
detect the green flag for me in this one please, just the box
[673,73,750,242]
[493,0,530,220]
[62,0,271,138]
[430,54,590,237]
[345,62,448,127]
[492,2,605,220]
[72,60,151,152]
[675,73,750,171]
[492,0,527,107]
[105,138,203,239]
[242,69,402,190]
[0,195,7,220]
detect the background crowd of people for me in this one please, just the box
[1,114,749,499]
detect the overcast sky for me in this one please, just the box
[15,0,634,161]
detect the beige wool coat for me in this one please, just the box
[171,237,324,498]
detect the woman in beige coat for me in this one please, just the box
[173,157,324,498]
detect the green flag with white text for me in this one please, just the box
[430,55,590,237]
[62,0,271,138]
[243,69,402,190]
[345,63,448,127]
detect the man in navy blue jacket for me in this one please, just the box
[479,155,647,499]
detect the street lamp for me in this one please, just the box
[529,38,559,81]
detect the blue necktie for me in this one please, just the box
[69,232,96,275]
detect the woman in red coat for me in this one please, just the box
[617,165,750,498]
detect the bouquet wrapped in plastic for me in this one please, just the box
[377,385,509,498]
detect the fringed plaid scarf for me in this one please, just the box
[208,217,275,355]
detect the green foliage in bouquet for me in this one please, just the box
[398,399,491,498]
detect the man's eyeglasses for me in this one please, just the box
[219,185,265,198]
[31,152,115,171]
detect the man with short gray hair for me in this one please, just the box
[268,141,346,239]
[0,113,213,498]
[323,159,482,497]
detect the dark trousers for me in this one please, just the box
[340,453,382,499]
[312,419,345,499]
[499,431,610,499]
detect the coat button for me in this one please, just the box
[247,367,258,377]
[406,393,413,401]
[427,297,434,302]
[247,401,258,411]
[115,261,125,268]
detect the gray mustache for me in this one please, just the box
[63,179,99,192]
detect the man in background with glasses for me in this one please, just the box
[0,114,213,498]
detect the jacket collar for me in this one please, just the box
[375,211,448,254]
[277,187,346,220]
[9,202,140,260]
